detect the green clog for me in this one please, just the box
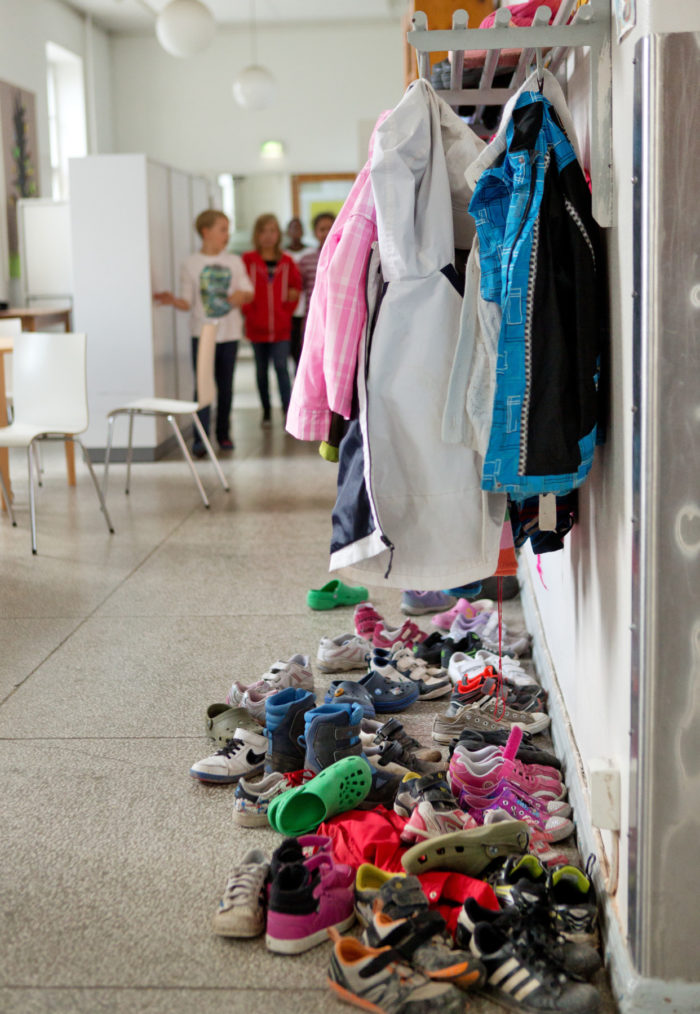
[401,821,530,877]
[306,579,369,611]
[268,756,372,836]
[205,703,258,746]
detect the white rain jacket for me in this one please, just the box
[329,80,506,589]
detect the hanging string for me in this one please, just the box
[536,553,548,589]
[493,574,506,721]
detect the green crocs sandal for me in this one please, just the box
[306,580,369,611]
[205,704,258,746]
[401,821,530,878]
[268,755,372,836]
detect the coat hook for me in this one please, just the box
[535,47,545,90]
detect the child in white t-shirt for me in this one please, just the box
[154,210,253,454]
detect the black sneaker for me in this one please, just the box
[413,631,450,666]
[478,576,520,600]
[547,864,599,948]
[460,900,600,985]
[394,772,459,819]
[440,633,483,667]
[470,921,601,1012]
[450,729,562,771]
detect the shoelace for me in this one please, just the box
[217,736,246,757]
[282,768,315,787]
[222,863,267,906]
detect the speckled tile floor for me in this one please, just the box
[0,360,618,1014]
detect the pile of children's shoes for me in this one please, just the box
[194,593,604,1014]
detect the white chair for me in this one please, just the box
[0,316,21,423]
[102,322,229,508]
[0,331,115,554]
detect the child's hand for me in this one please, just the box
[153,291,174,306]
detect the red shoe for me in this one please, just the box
[373,620,427,649]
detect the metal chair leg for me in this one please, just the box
[0,464,15,526]
[103,414,116,499]
[27,442,38,554]
[76,438,115,535]
[167,414,209,508]
[125,411,135,494]
[192,413,230,492]
[31,442,42,487]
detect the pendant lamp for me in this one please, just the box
[233,0,276,110]
[156,0,216,58]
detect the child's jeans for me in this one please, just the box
[251,340,291,417]
[191,337,238,448]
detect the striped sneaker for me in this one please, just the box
[469,922,600,1013]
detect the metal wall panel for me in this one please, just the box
[631,32,700,981]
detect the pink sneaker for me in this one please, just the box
[400,800,478,844]
[354,602,384,638]
[265,852,355,953]
[372,619,427,649]
[431,598,481,631]
[483,810,568,866]
[460,784,574,841]
[449,747,565,801]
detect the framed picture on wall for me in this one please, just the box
[291,174,355,238]
[0,80,39,283]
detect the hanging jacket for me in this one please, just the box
[286,111,390,442]
[460,70,606,497]
[328,80,506,590]
[241,251,301,343]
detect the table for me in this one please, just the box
[0,308,76,512]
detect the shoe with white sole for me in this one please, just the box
[317,633,371,672]
[212,848,270,937]
[328,928,466,1013]
[469,921,600,1013]
[433,697,550,745]
[233,768,315,827]
[226,654,314,707]
[473,649,540,688]
[189,727,267,783]
[400,800,478,844]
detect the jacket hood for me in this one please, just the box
[370,79,484,281]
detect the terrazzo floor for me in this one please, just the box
[0,358,617,1014]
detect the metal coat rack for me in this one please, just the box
[407,0,613,226]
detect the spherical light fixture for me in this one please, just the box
[156,0,216,59]
[232,65,276,110]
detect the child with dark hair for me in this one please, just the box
[295,211,336,368]
[242,214,302,427]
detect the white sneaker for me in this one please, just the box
[227,654,314,706]
[447,651,492,686]
[189,727,267,783]
[233,769,314,827]
[212,848,270,937]
[473,650,539,688]
[317,634,371,673]
[478,613,531,657]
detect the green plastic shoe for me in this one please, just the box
[306,580,369,611]
[401,821,530,878]
[268,756,372,836]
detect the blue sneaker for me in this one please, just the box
[401,590,456,616]
[303,701,364,773]
[264,687,316,773]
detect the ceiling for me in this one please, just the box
[61,0,409,34]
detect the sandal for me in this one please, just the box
[268,755,372,836]
[357,670,420,713]
[306,580,369,611]
[401,820,530,877]
[325,680,376,718]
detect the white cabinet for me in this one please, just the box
[69,154,215,455]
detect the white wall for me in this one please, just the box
[0,0,114,300]
[110,20,403,178]
[523,0,700,945]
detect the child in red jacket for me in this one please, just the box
[242,214,301,427]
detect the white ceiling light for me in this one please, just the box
[233,0,276,110]
[156,0,216,58]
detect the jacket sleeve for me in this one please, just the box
[286,209,376,442]
[240,255,255,318]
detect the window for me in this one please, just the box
[46,42,87,200]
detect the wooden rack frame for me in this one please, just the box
[407,0,613,226]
